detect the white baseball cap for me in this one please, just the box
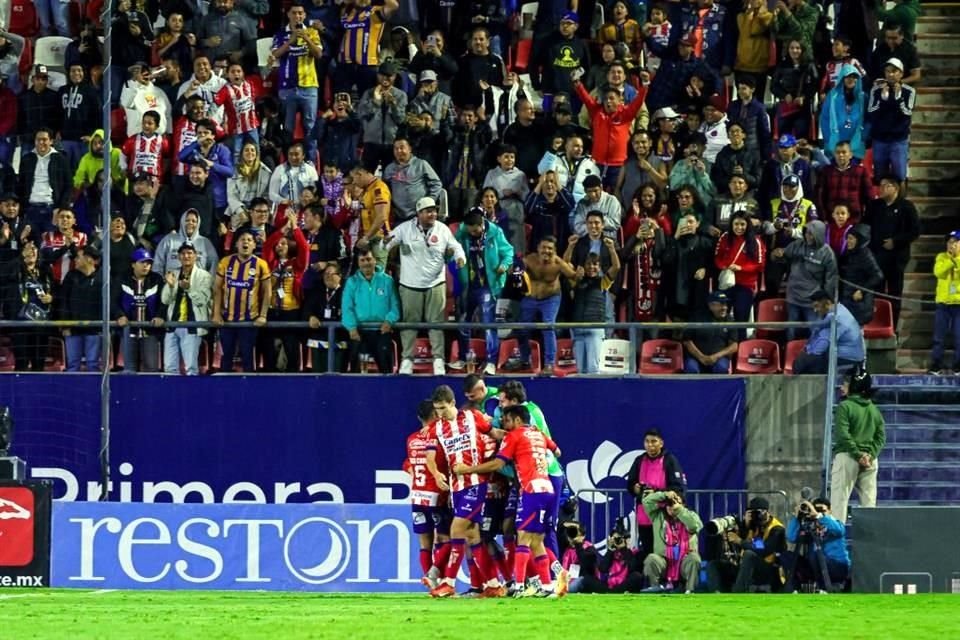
[416,196,438,212]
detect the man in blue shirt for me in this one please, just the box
[783,496,850,592]
[793,289,864,374]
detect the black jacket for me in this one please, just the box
[17,88,61,140]
[60,266,103,331]
[711,144,763,193]
[625,451,687,503]
[862,195,920,267]
[452,52,505,108]
[162,181,215,239]
[444,121,493,186]
[663,230,714,318]
[18,151,73,209]
[58,82,102,142]
[501,119,548,181]
[838,224,884,325]
[0,259,54,321]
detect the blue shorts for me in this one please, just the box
[452,483,487,523]
[515,491,554,534]
[411,505,452,536]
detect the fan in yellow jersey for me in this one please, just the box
[271,2,324,161]
[333,0,399,93]
[213,229,272,372]
[348,164,392,266]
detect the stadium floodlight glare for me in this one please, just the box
[0,406,12,456]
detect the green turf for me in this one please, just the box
[1,590,958,639]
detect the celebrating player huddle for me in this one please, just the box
[403,381,569,598]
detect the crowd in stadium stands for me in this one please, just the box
[0,0,942,376]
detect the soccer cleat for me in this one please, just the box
[431,583,456,598]
[459,587,483,598]
[484,362,497,376]
[555,569,569,597]
[421,566,440,590]
[399,359,414,375]
[447,360,465,371]
[521,584,542,598]
[532,588,557,598]
[433,358,446,376]
[506,582,522,598]
[481,585,504,598]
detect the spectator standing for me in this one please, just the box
[569,250,620,374]
[262,213,310,372]
[501,100,546,186]
[683,290,739,374]
[0,28,26,95]
[317,94,363,172]
[699,96,730,165]
[153,12,196,74]
[304,263,347,372]
[452,208,515,375]
[865,58,916,191]
[112,4,154,104]
[387,197,465,376]
[271,3,324,161]
[929,231,960,375]
[876,0,922,41]
[58,65,102,172]
[862,176,919,330]
[820,65,868,162]
[342,246,399,373]
[1,242,54,371]
[830,366,886,522]
[838,224,884,326]
[348,165,392,265]
[506,237,577,375]
[815,141,872,221]
[214,63,260,160]
[620,186,671,323]
[643,35,719,114]
[538,135,600,205]
[409,70,456,138]
[122,64,174,137]
[869,24,921,85]
[357,61,408,172]
[226,142,272,224]
[268,143,319,213]
[154,209,219,278]
[113,248,166,372]
[663,211,716,321]
[570,175,622,238]
[615,132,668,211]
[710,175,760,236]
[680,0,734,75]
[161,242,214,376]
[60,245,103,372]
[792,289,865,374]
[178,119,235,218]
[383,138,443,223]
[711,123,762,194]
[452,27,505,110]
[120,111,171,182]
[334,0,399,93]
[166,166,217,241]
[734,0,774,98]
[0,74,18,167]
[445,105,492,221]
[212,229,272,372]
[482,145,530,256]
[18,68,61,152]
[525,172,575,254]
[409,31,459,97]
[726,77,771,161]
[820,36,867,98]
[533,12,590,112]
[760,134,813,218]
[196,0,257,62]
[771,39,818,141]
[714,212,766,332]
[771,0,820,63]
[20,129,73,234]
[770,220,837,340]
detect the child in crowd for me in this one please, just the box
[826,202,856,257]
[214,62,260,160]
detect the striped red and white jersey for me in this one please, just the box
[405,425,447,507]
[430,409,492,493]
[121,133,169,181]
[171,118,198,177]
[40,230,87,283]
[215,81,259,135]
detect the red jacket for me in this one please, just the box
[574,81,647,167]
[714,233,766,291]
[263,227,309,306]
[0,88,17,136]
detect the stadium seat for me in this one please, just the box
[783,339,806,375]
[412,338,435,374]
[0,347,14,371]
[45,337,65,371]
[8,0,40,39]
[497,338,542,374]
[599,338,632,374]
[555,338,577,375]
[34,36,72,71]
[639,339,683,374]
[736,339,782,374]
[756,298,787,340]
[110,108,127,145]
[863,299,895,339]
[449,339,488,370]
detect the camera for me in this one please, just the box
[706,514,739,536]
[798,503,814,519]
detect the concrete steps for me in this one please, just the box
[917,33,960,55]
[916,16,956,34]
[917,3,960,18]
[910,197,960,235]
[914,86,960,105]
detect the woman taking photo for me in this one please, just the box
[620,185,670,324]
[2,242,53,370]
[262,212,309,372]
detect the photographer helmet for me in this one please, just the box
[846,363,872,396]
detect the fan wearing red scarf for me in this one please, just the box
[641,490,703,593]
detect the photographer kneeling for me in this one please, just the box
[641,490,703,593]
[560,522,604,594]
[599,525,645,593]
[782,497,850,593]
[706,497,786,592]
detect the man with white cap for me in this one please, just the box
[408,69,455,135]
[386,196,465,375]
[865,57,916,192]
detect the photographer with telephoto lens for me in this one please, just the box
[782,496,850,593]
[559,521,603,594]
[705,497,786,592]
[640,490,703,593]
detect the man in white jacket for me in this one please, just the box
[386,196,465,375]
[161,242,214,375]
[120,64,173,136]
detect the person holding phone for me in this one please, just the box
[271,2,324,161]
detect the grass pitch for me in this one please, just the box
[1,590,958,639]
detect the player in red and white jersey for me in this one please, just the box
[426,384,503,598]
[455,404,568,598]
[214,63,260,160]
[120,111,170,182]
[404,400,451,591]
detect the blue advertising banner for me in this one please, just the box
[51,502,422,591]
[12,376,745,504]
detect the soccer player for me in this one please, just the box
[404,400,451,591]
[462,374,498,416]
[426,385,502,598]
[455,404,568,598]
[497,380,566,577]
